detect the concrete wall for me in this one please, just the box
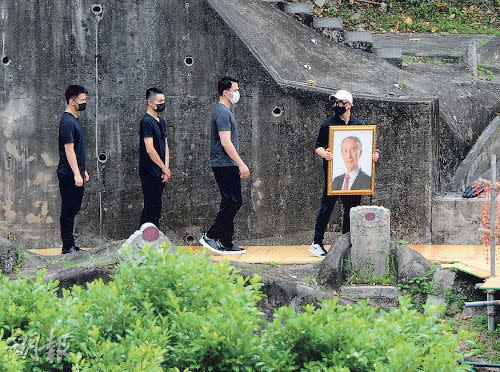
[0,0,438,247]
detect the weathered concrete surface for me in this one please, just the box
[431,193,483,244]
[0,0,495,247]
[0,236,18,274]
[372,33,496,60]
[350,206,391,279]
[340,285,399,309]
[451,116,500,192]
[391,242,430,283]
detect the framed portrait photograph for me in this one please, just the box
[327,125,376,196]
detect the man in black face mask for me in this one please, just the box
[57,84,90,254]
[308,89,379,257]
[138,87,171,228]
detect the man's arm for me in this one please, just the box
[64,143,83,187]
[219,131,250,178]
[144,137,170,181]
[163,138,171,183]
[314,125,333,160]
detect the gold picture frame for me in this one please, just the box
[327,125,377,196]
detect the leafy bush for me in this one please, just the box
[0,245,473,371]
[259,297,471,371]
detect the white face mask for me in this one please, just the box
[227,91,240,104]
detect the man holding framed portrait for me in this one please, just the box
[309,90,379,258]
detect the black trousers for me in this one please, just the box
[58,174,84,249]
[313,185,362,245]
[207,166,242,247]
[140,174,166,228]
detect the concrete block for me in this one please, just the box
[350,206,391,280]
[375,47,402,68]
[431,193,483,244]
[340,285,399,309]
[283,1,313,14]
[284,2,314,25]
[312,17,344,42]
[345,31,373,52]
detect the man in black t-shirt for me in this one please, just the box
[309,90,379,257]
[138,88,171,228]
[57,85,89,254]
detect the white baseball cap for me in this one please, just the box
[331,89,353,105]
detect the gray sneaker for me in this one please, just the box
[219,242,246,254]
[199,235,244,255]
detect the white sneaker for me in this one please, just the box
[308,243,328,257]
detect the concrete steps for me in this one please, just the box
[283,1,314,25]
[264,0,403,67]
[344,31,373,53]
[312,17,344,42]
[374,46,403,68]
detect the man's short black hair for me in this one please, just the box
[65,85,88,103]
[146,87,163,101]
[217,76,239,96]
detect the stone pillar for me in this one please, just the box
[350,206,391,280]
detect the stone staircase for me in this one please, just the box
[263,0,403,67]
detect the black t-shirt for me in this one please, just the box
[315,114,364,173]
[57,112,86,177]
[139,113,167,179]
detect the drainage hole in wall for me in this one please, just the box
[272,106,283,117]
[2,56,10,65]
[184,56,194,66]
[98,152,108,163]
[185,234,196,244]
[91,4,103,15]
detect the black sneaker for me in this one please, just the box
[199,234,226,255]
[220,242,246,254]
[62,246,80,254]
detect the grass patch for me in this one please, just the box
[402,55,456,64]
[293,0,500,35]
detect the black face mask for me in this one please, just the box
[77,103,87,111]
[334,105,347,117]
[154,103,165,113]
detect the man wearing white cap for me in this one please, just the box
[308,89,379,257]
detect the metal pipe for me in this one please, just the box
[465,300,500,307]
[490,154,496,277]
[461,360,500,367]
[488,155,496,332]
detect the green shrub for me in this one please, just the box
[259,297,471,372]
[0,245,474,371]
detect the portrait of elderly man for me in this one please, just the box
[333,136,371,191]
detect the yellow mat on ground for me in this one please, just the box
[186,245,326,264]
[28,245,326,265]
[28,248,90,256]
[409,244,500,279]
